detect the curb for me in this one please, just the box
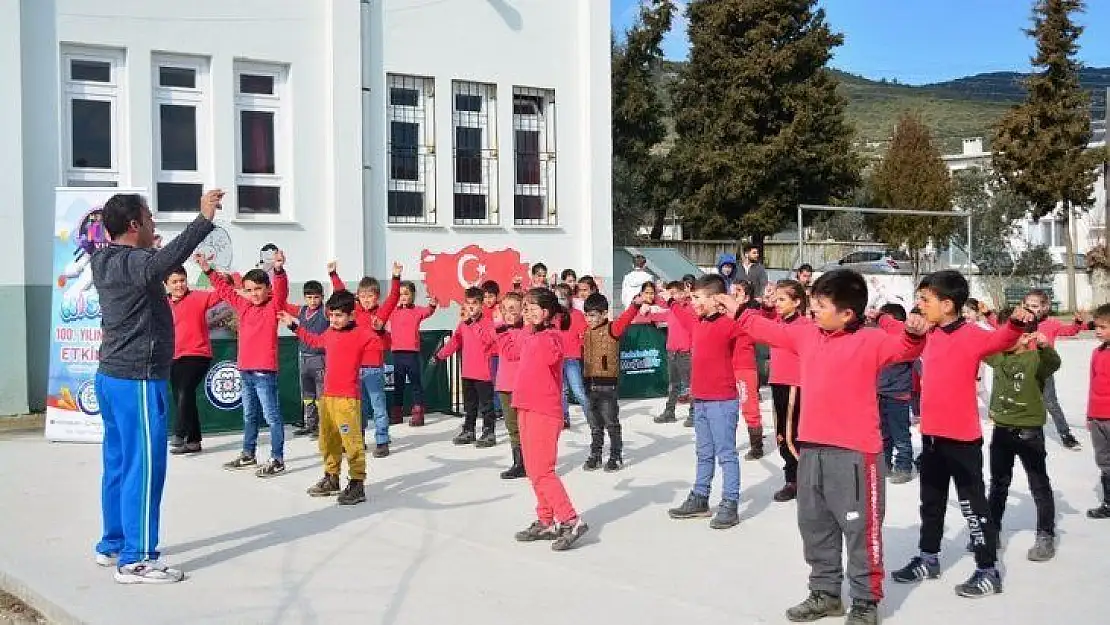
[0,565,85,625]
[0,414,45,435]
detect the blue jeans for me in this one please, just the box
[240,371,284,460]
[692,399,741,502]
[490,356,502,414]
[879,395,913,472]
[562,359,588,419]
[360,366,389,445]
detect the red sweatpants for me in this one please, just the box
[734,369,762,429]
[518,409,577,525]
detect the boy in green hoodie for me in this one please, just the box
[984,326,1061,563]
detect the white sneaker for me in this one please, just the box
[114,560,186,584]
[95,552,117,567]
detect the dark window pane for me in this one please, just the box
[71,99,112,169]
[160,105,197,171]
[71,59,110,82]
[237,185,281,214]
[454,193,487,221]
[513,96,543,115]
[455,126,482,183]
[390,87,419,107]
[67,179,117,188]
[515,130,540,185]
[159,66,196,88]
[239,74,274,95]
[388,191,425,218]
[455,94,482,112]
[515,195,544,221]
[157,183,203,213]
[390,121,419,181]
[240,111,275,174]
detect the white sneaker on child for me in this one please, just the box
[114,560,186,584]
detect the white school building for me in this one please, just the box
[0,0,614,416]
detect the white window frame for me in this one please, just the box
[61,46,126,187]
[451,80,498,225]
[511,86,557,226]
[233,61,290,220]
[152,54,211,218]
[386,74,437,224]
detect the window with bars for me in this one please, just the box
[61,46,126,187]
[152,55,210,214]
[387,74,436,223]
[234,62,288,217]
[512,87,556,225]
[452,80,498,225]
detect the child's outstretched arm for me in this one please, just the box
[279,310,326,350]
[196,253,248,311]
[270,250,289,308]
[721,294,801,352]
[876,313,928,365]
[327,260,347,293]
[976,307,1030,358]
[1057,311,1086,338]
[375,263,403,322]
[610,299,643,339]
[436,323,463,360]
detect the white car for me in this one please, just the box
[819,250,913,274]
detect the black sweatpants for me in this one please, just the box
[988,425,1055,536]
[392,351,424,408]
[918,435,997,568]
[170,356,211,444]
[462,378,494,432]
[586,380,621,458]
[772,383,801,483]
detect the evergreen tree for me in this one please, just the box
[870,112,954,282]
[993,0,1098,311]
[669,0,859,247]
[612,1,674,242]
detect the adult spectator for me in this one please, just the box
[92,189,221,584]
[795,264,814,289]
[621,254,653,309]
[735,244,768,300]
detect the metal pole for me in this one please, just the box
[967,213,973,275]
[797,204,804,269]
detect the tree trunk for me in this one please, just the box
[650,208,666,240]
[1064,201,1078,312]
[752,232,766,258]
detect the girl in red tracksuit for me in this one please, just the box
[760,279,811,502]
[388,281,437,427]
[512,287,588,551]
[731,281,763,462]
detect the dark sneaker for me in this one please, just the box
[170,442,202,456]
[222,452,257,471]
[582,455,602,471]
[475,429,497,448]
[551,518,589,551]
[292,425,313,437]
[891,556,940,583]
[653,412,677,424]
[514,520,559,542]
[709,499,740,529]
[1087,503,1110,519]
[372,443,390,458]
[604,456,624,472]
[773,483,797,502]
[500,463,526,479]
[114,560,185,585]
[452,429,476,445]
[954,568,1002,598]
[668,492,712,519]
[563,417,571,430]
[169,435,185,448]
[1026,532,1056,562]
[682,416,694,428]
[255,458,286,478]
[309,431,319,441]
[306,474,341,497]
[337,479,367,506]
[845,599,879,625]
[1061,434,1082,451]
[785,590,845,622]
[889,469,914,484]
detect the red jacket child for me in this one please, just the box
[204,267,289,372]
[511,326,565,417]
[293,323,380,399]
[1090,344,1110,420]
[170,289,223,359]
[389,303,437,352]
[437,314,496,381]
[560,308,587,361]
[495,322,526,393]
[668,303,746,401]
[649,299,693,353]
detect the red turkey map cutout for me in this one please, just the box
[420,246,532,306]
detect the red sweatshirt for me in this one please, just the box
[510,326,565,418]
[330,272,401,366]
[205,268,288,371]
[759,308,809,386]
[437,314,496,381]
[669,304,745,400]
[294,323,377,399]
[649,300,693,352]
[737,310,925,454]
[731,331,757,373]
[559,308,587,360]
[1037,317,1083,347]
[494,323,526,393]
[483,303,502,356]
[169,289,222,359]
[388,304,436,352]
[1089,344,1110,420]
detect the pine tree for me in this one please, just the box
[870,112,954,283]
[669,0,859,247]
[612,1,674,242]
[993,0,1098,311]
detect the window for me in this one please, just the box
[512,87,556,225]
[234,62,288,216]
[152,55,210,214]
[387,75,436,224]
[61,46,126,187]
[452,80,498,225]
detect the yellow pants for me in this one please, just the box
[319,396,366,481]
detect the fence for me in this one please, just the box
[649,239,889,270]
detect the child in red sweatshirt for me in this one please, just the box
[278,290,384,506]
[328,262,401,457]
[436,286,497,446]
[388,281,437,427]
[197,251,290,478]
[481,280,505,421]
[727,269,927,623]
[889,270,1030,599]
[652,281,693,426]
[166,266,222,455]
[1023,288,1085,450]
[731,280,763,462]
[1086,303,1110,519]
[511,287,588,551]
[495,292,527,479]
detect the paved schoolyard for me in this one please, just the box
[0,338,1105,625]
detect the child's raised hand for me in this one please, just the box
[272,250,286,270]
[1034,332,1049,346]
[978,300,992,314]
[1075,310,1088,325]
[392,262,403,277]
[372,317,385,331]
[715,293,741,315]
[904,313,931,336]
[327,260,337,274]
[193,253,211,273]
[865,307,880,321]
[631,294,644,308]
[428,297,438,308]
[277,310,296,328]
[1010,306,1035,325]
[763,283,777,301]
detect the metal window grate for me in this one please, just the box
[512,86,556,226]
[387,74,436,224]
[452,80,498,225]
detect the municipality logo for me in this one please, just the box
[75,380,100,416]
[205,360,243,410]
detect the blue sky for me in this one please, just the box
[611,0,1110,85]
